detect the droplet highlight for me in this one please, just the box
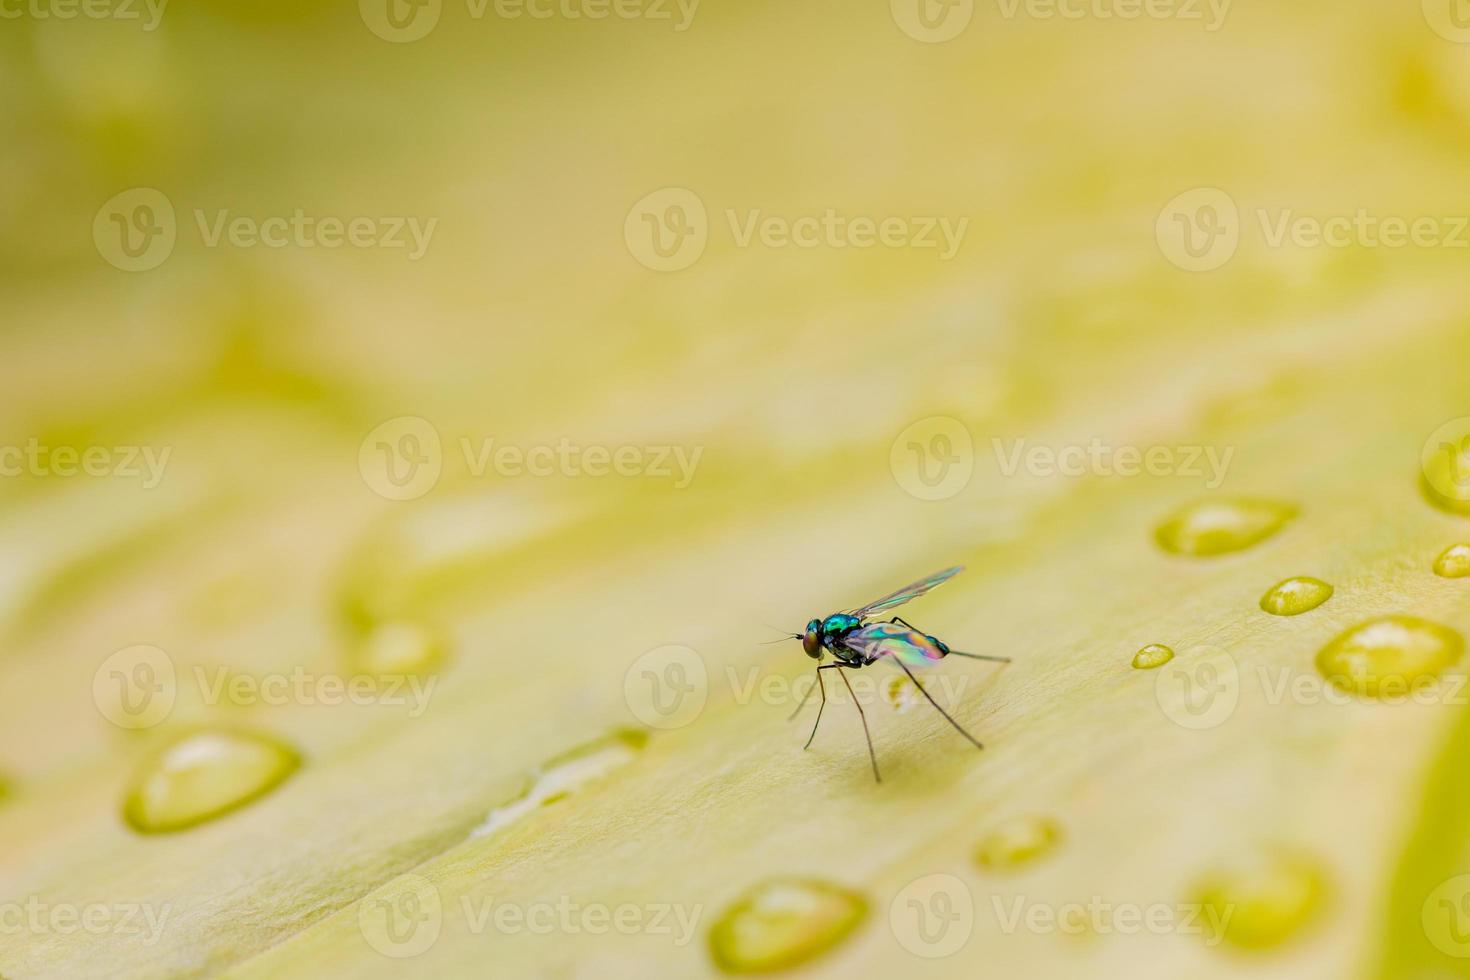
[1314,615,1463,698]
[1259,577,1334,616]
[1131,644,1175,670]
[123,729,301,833]
[351,620,443,675]
[974,816,1063,870]
[470,729,646,840]
[1155,498,1297,557]
[1193,850,1327,950]
[1434,545,1470,579]
[708,878,867,974]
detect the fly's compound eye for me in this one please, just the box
[802,620,823,658]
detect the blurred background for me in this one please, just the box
[5,0,1470,975]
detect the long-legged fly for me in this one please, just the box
[781,566,1008,782]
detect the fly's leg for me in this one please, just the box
[889,655,985,750]
[835,665,881,783]
[802,665,840,749]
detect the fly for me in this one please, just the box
[782,566,1009,782]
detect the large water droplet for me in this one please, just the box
[974,816,1063,870]
[123,730,300,833]
[1434,545,1470,579]
[470,730,646,840]
[708,878,867,974]
[1154,499,1297,557]
[1131,644,1175,670]
[1193,850,1327,950]
[1259,577,1334,616]
[1314,615,1463,698]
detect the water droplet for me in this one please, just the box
[1131,644,1175,670]
[1259,577,1334,616]
[123,729,300,833]
[881,675,920,713]
[1193,850,1327,950]
[974,816,1063,870]
[708,878,867,974]
[1314,615,1463,698]
[470,730,646,840]
[351,620,443,675]
[1154,499,1297,557]
[1434,545,1470,579]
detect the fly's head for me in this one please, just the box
[802,619,824,659]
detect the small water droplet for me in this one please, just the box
[123,729,300,833]
[1315,615,1463,698]
[974,816,1063,870]
[1193,850,1327,949]
[1434,545,1470,579]
[1155,499,1297,557]
[470,730,646,840]
[1131,644,1175,670]
[1259,577,1334,616]
[351,620,443,675]
[707,878,867,974]
[881,675,920,713]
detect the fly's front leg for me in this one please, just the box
[803,665,840,750]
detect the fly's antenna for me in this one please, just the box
[759,624,802,645]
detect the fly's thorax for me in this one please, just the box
[820,613,861,639]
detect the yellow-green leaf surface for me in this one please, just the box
[4,1,1470,978]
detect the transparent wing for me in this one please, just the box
[848,566,964,619]
[840,622,947,668]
